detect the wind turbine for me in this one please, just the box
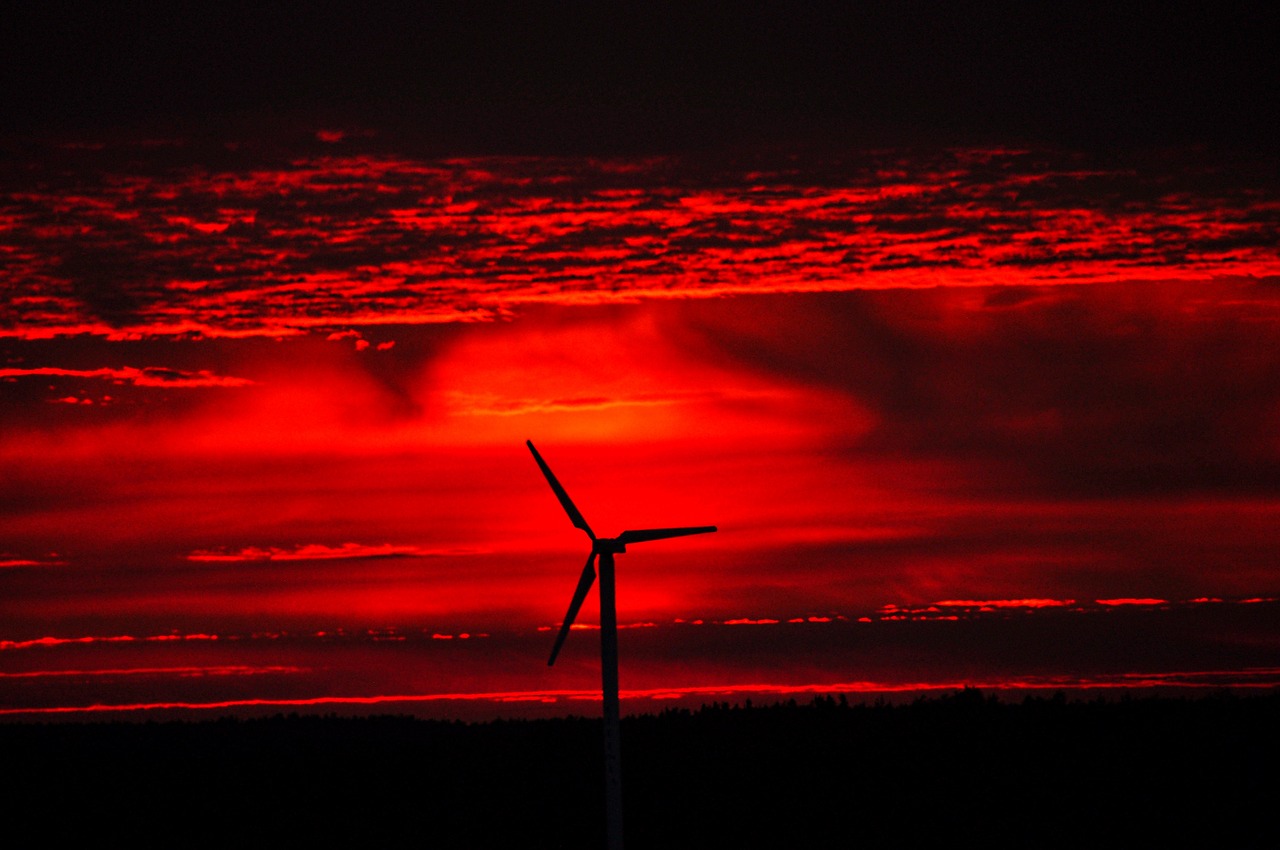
[527,440,716,850]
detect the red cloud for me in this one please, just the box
[0,366,253,387]
[187,542,463,562]
[3,146,1276,340]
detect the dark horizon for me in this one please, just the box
[4,690,1277,847]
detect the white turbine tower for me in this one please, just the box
[527,440,716,850]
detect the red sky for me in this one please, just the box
[3,135,1279,719]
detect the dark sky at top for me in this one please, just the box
[5,2,1278,153]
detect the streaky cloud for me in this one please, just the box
[0,365,253,387]
[0,665,301,679]
[7,667,1280,719]
[186,541,476,562]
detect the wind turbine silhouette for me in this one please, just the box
[527,440,716,850]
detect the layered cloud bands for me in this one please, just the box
[2,137,1278,718]
[2,141,1277,339]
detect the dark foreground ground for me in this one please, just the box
[4,690,1277,849]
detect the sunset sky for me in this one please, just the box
[3,4,1278,719]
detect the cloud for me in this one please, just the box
[0,366,254,388]
[187,542,463,562]
[3,145,1276,340]
[5,601,1277,719]
[931,599,1075,609]
[1097,598,1168,606]
[0,665,299,679]
[2,288,1272,638]
[667,280,1280,497]
[0,554,66,569]
[443,389,778,417]
[0,632,223,651]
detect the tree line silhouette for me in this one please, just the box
[3,689,1276,848]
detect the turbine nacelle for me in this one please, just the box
[595,538,628,555]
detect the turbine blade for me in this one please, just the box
[527,440,595,541]
[617,526,718,545]
[548,551,598,666]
